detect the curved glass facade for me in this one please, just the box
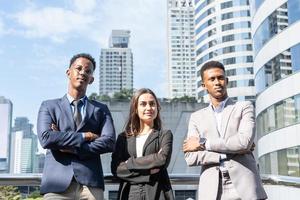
[255,44,300,94]
[259,146,300,177]
[256,93,300,139]
[254,0,300,183]
[195,0,254,102]
[253,3,288,55]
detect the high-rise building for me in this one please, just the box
[99,30,133,97]
[253,0,300,198]
[195,0,255,102]
[0,96,12,173]
[9,117,38,173]
[167,0,197,98]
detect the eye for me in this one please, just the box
[139,102,147,106]
[85,69,92,75]
[149,101,156,107]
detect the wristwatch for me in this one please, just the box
[199,137,207,145]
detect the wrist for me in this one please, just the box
[199,137,206,150]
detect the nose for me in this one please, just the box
[79,69,88,76]
[145,103,151,109]
[213,78,221,85]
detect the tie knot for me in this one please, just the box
[72,100,82,107]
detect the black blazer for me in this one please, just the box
[111,129,174,200]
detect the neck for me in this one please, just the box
[68,87,86,100]
[210,95,228,108]
[139,122,153,135]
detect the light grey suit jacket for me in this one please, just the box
[184,98,267,200]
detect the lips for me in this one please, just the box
[77,77,87,82]
[215,87,223,92]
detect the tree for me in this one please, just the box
[113,88,133,101]
[170,95,197,103]
[26,190,42,199]
[0,186,21,200]
[88,93,111,102]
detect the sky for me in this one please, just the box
[0,0,167,131]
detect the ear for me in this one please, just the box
[201,82,206,90]
[89,77,94,84]
[225,77,229,85]
[66,68,70,78]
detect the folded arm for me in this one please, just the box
[126,130,173,171]
[76,105,116,158]
[37,101,83,150]
[111,135,150,183]
[184,115,222,166]
[207,102,255,154]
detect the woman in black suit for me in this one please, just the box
[111,88,174,200]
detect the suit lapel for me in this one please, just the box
[221,98,235,138]
[143,130,159,155]
[59,95,76,130]
[77,99,95,130]
[127,136,137,157]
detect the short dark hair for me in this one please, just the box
[200,60,225,80]
[69,53,96,71]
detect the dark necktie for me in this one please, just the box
[72,100,82,128]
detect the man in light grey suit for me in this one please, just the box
[183,61,267,200]
[37,53,115,199]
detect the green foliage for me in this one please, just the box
[112,88,133,101]
[88,89,134,102]
[170,95,197,103]
[0,186,21,200]
[26,190,41,198]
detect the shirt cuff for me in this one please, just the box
[205,139,211,150]
[80,132,85,143]
[220,153,227,161]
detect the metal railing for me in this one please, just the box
[0,173,300,188]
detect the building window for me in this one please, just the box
[175,190,196,200]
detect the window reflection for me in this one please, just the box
[253,3,288,55]
[257,94,300,138]
[259,146,300,177]
[255,42,300,94]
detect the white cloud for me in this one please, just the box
[14,6,95,42]
[10,0,168,96]
[73,0,96,13]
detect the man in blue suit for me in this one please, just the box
[37,53,116,200]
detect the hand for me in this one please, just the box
[150,168,160,174]
[51,123,59,131]
[84,132,99,141]
[183,136,205,153]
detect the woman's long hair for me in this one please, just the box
[124,88,162,137]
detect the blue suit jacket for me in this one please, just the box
[37,95,116,194]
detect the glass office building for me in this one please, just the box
[195,0,255,102]
[99,30,133,97]
[252,0,300,178]
[167,0,197,98]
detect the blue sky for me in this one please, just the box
[0,0,167,131]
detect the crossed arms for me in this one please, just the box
[37,100,116,159]
[184,101,255,166]
[111,130,173,183]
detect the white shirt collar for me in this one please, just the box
[210,97,229,113]
[66,94,87,105]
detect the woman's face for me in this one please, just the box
[137,93,158,126]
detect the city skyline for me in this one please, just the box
[0,0,167,130]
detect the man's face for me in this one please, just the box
[202,67,228,100]
[66,57,94,91]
